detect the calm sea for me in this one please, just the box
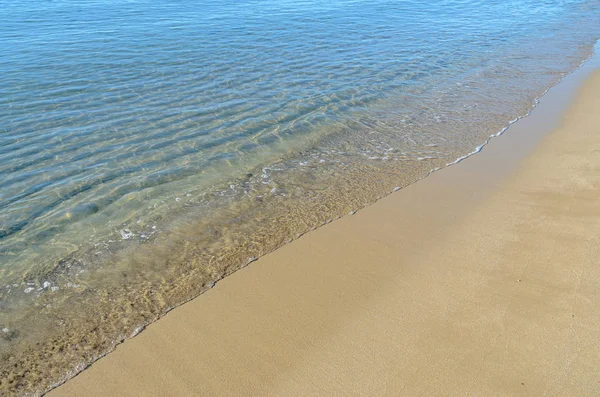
[1,0,599,394]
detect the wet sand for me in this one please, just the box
[49,68,600,397]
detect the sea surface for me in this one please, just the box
[1,0,599,394]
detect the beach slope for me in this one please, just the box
[50,70,600,396]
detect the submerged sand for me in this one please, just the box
[49,69,600,396]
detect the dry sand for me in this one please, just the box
[49,68,600,397]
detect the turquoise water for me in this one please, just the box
[1,0,599,394]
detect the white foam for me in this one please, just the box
[120,229,134,240]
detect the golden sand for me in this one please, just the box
[49,69,600,396]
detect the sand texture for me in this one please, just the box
[49,69,600,397]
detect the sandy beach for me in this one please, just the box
[48,67,600,397]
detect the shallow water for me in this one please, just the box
[1,0,599,394]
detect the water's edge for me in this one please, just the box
[41,40,600,397]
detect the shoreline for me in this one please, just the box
[3,32,599,396]
[49,55,600,395]
[3,1,600,393]
[10,51,594,397]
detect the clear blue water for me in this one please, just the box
[1,0,599,394]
